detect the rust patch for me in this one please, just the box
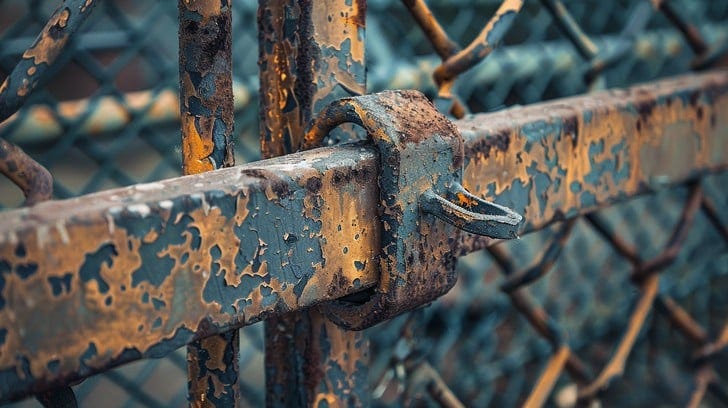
[23,8,72,66]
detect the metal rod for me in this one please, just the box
[257,0,369,405]
[0,70,727,401]
[401,0,461,60]
[178,1,240,406]
[0,138,53,206]
[539,0,599,60]
[0,0,98,123]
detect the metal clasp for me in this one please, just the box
[305,90,522,330]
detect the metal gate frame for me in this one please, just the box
[0,0,727,406]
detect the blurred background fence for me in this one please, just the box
[2,0,728,406]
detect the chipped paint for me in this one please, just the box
[258,1,370,405]
[179,0,235,176]
[178,1,240,405]
[257,0,367,157]
[457,70,728,253]
[1,70,727,401]
[0,0,98,123]
[308,90,519,331]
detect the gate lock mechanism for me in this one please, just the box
[304,90,523,330]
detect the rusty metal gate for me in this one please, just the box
[1,0,727,406]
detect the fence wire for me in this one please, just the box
[1,0,727,406]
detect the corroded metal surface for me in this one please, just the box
[187,329,240,407]
[306,90,520,330]
[0,0,98,123]
[0,138,53,206]
[433,0,524,93]
[258,1,370,405]
[402,0,523,117]
[0,144,381,402]
[178,1,241,405]
[456,70,728,254]
[179,0,235,175]
[539,0,598,60]
[265,309,369,407]
[0,70,727,401]
[257,0,366,157]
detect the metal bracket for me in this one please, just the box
[305,90,522,330]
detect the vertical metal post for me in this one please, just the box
[257,0,369,406]
[178,1,240,406]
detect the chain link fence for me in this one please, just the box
[2,0,727,406]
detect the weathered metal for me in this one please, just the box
[583,1,653,85]
[499,218,575,293]
[488,245,592,384]
[0,138,53,206]
[187,329,240,407]
[400,0,460,60]
[4,24,725,145]
[525,346,571,407]
[257,0,367,157]
[435,0,523,117]
[0,0,98,123]
[650,0,728,70]
[178,1,240,406]
[306,90,520,330]
[0,70,727,401]
[454,70,728,254]
[179,0,235,175]
[257,0,370,405]
[652,0,709,57]
[265,308,370,407]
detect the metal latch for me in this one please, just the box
[304,90,522,330]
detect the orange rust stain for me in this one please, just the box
[81,0,94,13]
[299,167,380,306]
[17,79,30,97]
[202,335,229,372]
[0,192,259,381]
[462,81,728,230]
[157,201,241,319]
[181,0,223,24]
[310,310,368,407]
[188,343,227,407]
[0,221,147,380]
[455,191,478,207]
[181,114,215,175]
[209,373,226,398]
[260,38,303,157]
[312,0,365,65]
[435,0,523,90]
[23,8,71,66]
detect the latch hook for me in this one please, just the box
[305,90,522,330]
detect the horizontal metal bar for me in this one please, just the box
[0,81,251,144]
[0,70,727,401]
